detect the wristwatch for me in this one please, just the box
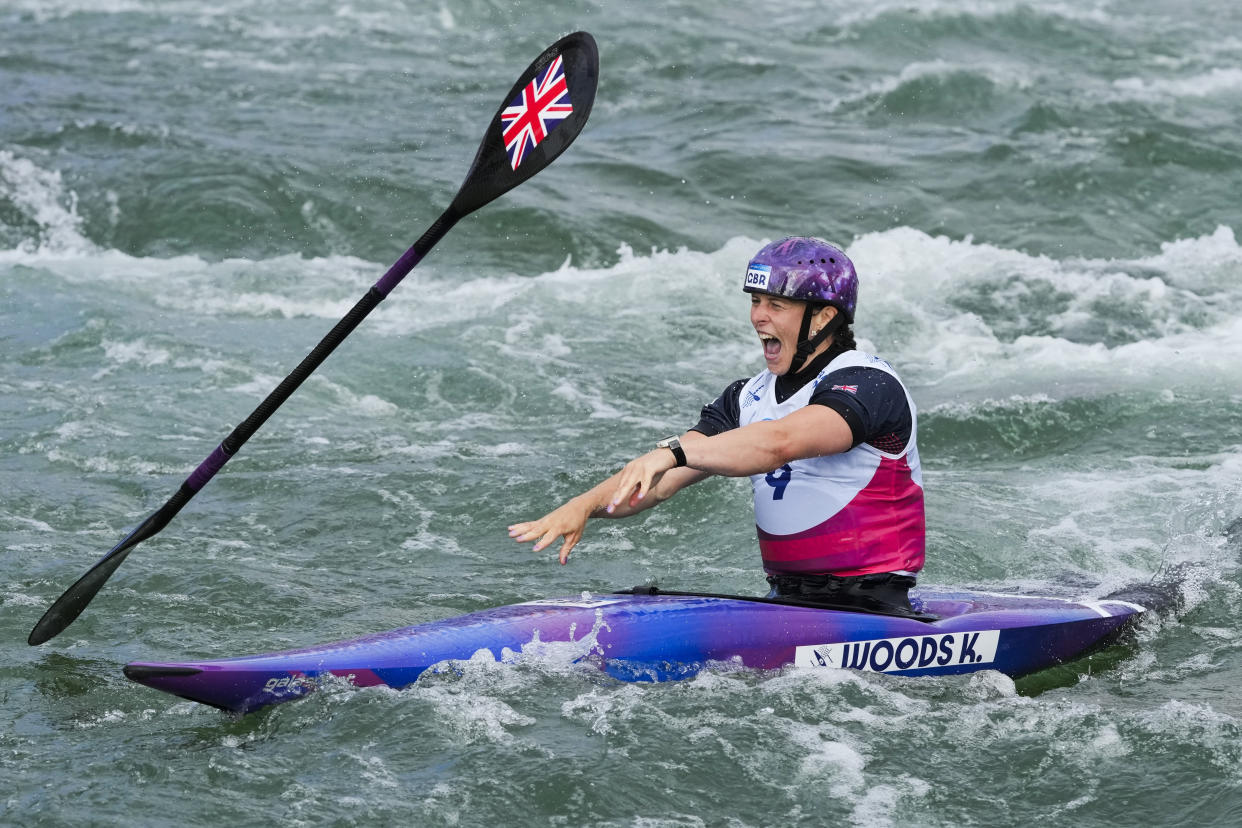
[656,435,687,468]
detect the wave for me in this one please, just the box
[1113,67,1242,101]
[846,225,1242,397]
[832,0,1113,28]
[6,149,1241,395]
[0,149,95,255]
[825,60,1034,116]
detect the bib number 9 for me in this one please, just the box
[765,464,792,500]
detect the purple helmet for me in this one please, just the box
[742,236,858,322]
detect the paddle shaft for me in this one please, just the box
[25,210,458,645]
[187,211,457,492]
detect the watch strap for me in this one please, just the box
[658,436,687,468]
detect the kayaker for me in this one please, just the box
[509,236,925,615]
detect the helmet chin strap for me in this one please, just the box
[787,305,842,375]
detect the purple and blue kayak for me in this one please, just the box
[123,587,1146,715]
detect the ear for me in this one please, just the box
[813,304,839,328]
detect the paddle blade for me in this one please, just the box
[30,486,190,645]
[449,31,599,217]
[28,545,135,645]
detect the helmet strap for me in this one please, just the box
[788,305,842,374]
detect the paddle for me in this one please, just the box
[28,31,600,646]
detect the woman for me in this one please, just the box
[509,237,926,613]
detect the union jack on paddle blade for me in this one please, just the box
[501,54,573,170]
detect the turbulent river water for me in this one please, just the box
[3,1,1242,824]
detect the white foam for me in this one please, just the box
[959,449,1242,586]
[344,752,399,791]
[845,225,1242,398]
[792,734,866,796]
[5,152,1240,434]
[0,588,44,607]
[99,339,172,368]
[72,709,129,729]
[1113,67,1242,100]
[1139,700,1239,769]
[0,149,377,319]
[173,288,361,320]
[551,381,624,421]
[0,150,95,255]
[562,686,639,737]
[1144,224,1242,292]
[480,441,528,458]
[306,376,399,417]
[835,0,1112,28]
[850,777,933,827]
[962,670,1017,700]
[1,0,147,22]
[43,447,184,476]
[7,515,56,532]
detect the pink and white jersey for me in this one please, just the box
[737,351,925,577]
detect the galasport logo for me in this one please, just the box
[263,674,313,694]
[794,630,1000,673]
[520,596,626,609]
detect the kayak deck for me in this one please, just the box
[124,589,1146,715]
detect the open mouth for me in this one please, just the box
[759,333,781,362]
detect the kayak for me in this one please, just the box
[123,586,1146,715]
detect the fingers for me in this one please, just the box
[607,459,655,513]
[558,533,579,565]
[508,507,585,563]
[507,521,540,542]
[606,466,634,513]
[507,521,559,551]
[605,477,629,513]
[606,483,637,513]
[534,526,559,553]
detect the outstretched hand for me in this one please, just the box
[508,498,592,564]
[510,445,681,565]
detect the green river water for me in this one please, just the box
[3,1,1242,824]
